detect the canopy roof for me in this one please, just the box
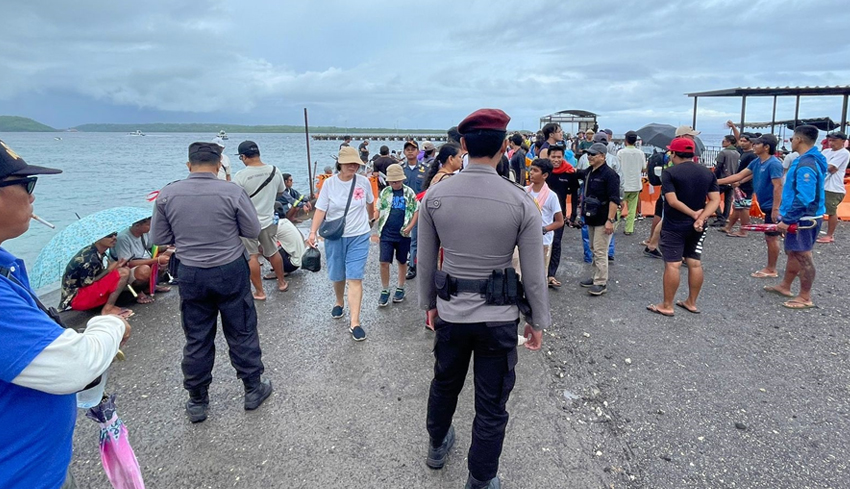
[687,86,850,98]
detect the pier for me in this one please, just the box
[312,133,448,142]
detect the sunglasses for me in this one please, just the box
[104,232,118,239]
[0,176,38,194]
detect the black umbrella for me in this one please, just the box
[636,123,705,155]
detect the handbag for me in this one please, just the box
[301,247,322,272]
[319,178,356,240]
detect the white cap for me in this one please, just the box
[211,137,226,148]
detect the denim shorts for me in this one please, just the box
[785,218,822,252]
[325,232,370,282]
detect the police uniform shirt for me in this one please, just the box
[418,163,552,330]
[151,172,261,268]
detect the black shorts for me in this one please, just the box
[379,238,411,264]
[654,195,664,218]
[763,209,781,237]
[660,223,707,262]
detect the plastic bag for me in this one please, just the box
[301,247,321,273]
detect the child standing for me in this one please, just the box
[526,158,565,273]
[374,164,419,306]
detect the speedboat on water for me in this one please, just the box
[217,130,228,140]
[129,130,145,136]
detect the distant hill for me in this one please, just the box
[71,122,444,134]
[0,116,57,132]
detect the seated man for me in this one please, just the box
[263,204,306,279]
[112,217,172,304]
[276,173,313,222]
[60,233,133,318]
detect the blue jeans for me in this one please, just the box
[409,222,419,266]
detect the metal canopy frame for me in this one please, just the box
[686,86,850,134]
[539,109,597,133]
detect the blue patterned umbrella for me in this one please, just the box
[30,207,152,290]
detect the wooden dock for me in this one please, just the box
[312,134,448,142]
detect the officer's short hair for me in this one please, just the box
[463,129,507,158]
[531,158,553,176]
[509,133,523,146]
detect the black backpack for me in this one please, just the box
[646,151,667,186]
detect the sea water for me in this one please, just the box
[1,132,412,285]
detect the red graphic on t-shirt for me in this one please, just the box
[353,188,365,200]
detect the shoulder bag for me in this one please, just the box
[319,177,357,240]
[249,166,277,199]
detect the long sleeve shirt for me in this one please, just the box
[779,147,827,224]
[151,172,261,268]
[417,163,551,330]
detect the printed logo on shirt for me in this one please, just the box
[392,195,406,210]
[354,187,365,200]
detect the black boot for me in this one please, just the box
[405,265,416,280]
[426,426,455,469]
[186,387,209,423]
[465,473,501,489]
[244,377,273,411]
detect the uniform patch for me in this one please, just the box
[429,199,441,209]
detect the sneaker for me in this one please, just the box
[579,278,594,288]
[426,426,456,469]
[406,265,417,280]
[349,325,367,341]
[589,284,607,296]
[244,379,273,411]
[378,290,390,307]
[643,247,663,259]
[185,388,209,423]
[608,255,615,261]
[331,305,344,319]
[393,287,405,303]
[465,474,501,489]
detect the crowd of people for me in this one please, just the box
[1,104,847,488]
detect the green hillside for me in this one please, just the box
[0,116,57,132]
[72,122,444,134]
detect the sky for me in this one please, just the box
[2,0,849,135]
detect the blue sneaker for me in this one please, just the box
[378,290,390,307]
[349,325,366,341]
[393,287,405,303]
[331,305,344,319]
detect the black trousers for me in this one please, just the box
[427,318,518,482]
[548,225,565,278]
[178,257,264,391]
[716,186,733,221]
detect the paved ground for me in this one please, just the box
[64,219,849,488]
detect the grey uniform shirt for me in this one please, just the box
[417,163,551,331]
[151,172,261,268]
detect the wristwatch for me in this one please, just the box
[542,226,548,234]
[607,218,616,223]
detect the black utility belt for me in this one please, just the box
[434,268,521,307]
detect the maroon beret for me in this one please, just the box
[457,108,511,134]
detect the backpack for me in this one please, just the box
[646,151,667,186]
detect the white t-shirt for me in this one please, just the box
[315,174,374,238]
[527,186,561,246]
[823,148,850,194]
[217,154,232,181]
[234,165,285,228]
[782,151,798,184]
[617,146,645,192]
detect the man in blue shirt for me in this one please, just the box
[718,134,785,278]
[0,139,128,489]
[765,125,827,309]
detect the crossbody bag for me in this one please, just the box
[319,178,357,240]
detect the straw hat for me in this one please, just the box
[385,164,405,182]
[338,146,362,165]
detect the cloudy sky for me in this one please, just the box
[2,0,849,134]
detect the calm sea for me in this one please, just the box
[1,132,414,269]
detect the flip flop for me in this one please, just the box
[816,236,834,244]
[547,277,562,288]
[763,285,794,298]
[675,301,700,314]
[135,294,154,304]
[726,233,746,238]
[750,271,779,278]
[278,281,289,292]
[646,304,674,317]
[263,273,277,280]
[781,299,816,310]
[155,285,171,293]
[253,294,267,301]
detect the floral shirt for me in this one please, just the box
[376,184,418,237]
[60,245,106,310]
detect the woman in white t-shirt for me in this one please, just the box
[308,147,375,341]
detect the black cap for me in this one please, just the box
[827,131,848,140]
[188,142,223,160]
[0,139,61,180]
[237,140,260,156]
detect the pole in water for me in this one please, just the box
[304,108,314,198]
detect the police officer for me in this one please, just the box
[151,142,272,423]
[418,109,550,489]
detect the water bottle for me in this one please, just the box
[273,213,280,225]
[76,369,108,408]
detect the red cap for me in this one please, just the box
[667,137,695,153]
[457,108,511,134]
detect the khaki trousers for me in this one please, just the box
[587,225,614,285]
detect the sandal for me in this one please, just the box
[675,300,700,314]
[646,304,674,317]
[547,277,562,289]
[263,272,277,280]
[136,294,154,304]
[781,299,816,310]
[750,271,778,278]
[763,285,794,298]
[155,285,171,293]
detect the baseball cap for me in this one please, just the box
[603,128,613,136]
[667,137,696,153]
[422,141,436,152]
[675,125,701,137]
[237,140,260,156]
[0,139,62,180]
[827,131,848,140]
[189,142,223,160]
[457,108,511,134]
[403,140,419,150]
[586,143,608,156]
[592,132,609,143]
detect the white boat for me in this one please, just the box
[129,130,145,136]
[217,130,228,140]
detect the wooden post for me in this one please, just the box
[304,108,314,197]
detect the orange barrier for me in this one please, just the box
[839,182,850,221]
[369,175,380,200]
[315,174,332,195]
[639,182,660,217]
[750,195,765,219]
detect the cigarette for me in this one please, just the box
[31,214,55,229]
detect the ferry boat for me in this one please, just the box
[217,130,228,140]
[129,130,145,136]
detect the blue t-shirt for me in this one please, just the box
[747,155,784,210]
[381,189,407,242]
[0,247,76,489]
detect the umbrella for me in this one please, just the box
[30,207,151,290]
[635,123,706,156]
[86,395,146,489]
